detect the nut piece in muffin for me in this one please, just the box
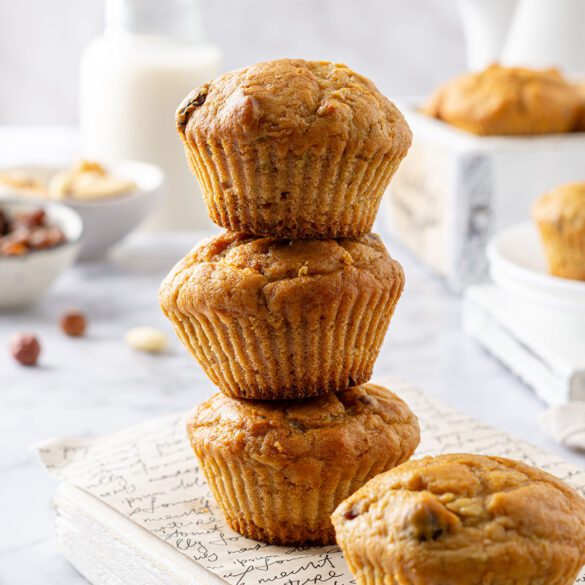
[423,65,581,136]
[533,182,585,281]
[176,58,412,238]
[160,230,404,399]
[332,453,585,585]
[187,383,420,545]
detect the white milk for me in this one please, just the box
[80,0,222,230]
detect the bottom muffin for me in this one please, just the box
[332,453,585,585]
[187,383,420,545]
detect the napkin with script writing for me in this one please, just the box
[38,378,585,585]
[540,402,585,452]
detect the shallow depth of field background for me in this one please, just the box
[0,0,465,125]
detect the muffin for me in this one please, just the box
[533,182,585,281]
[575,82,585,131]
[160,230,404,399]
[423,65,581,136]
[187,383,420,545]
[176,58,412,238]
[332,453,585,585]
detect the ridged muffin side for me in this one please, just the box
[176,59,412,238]
[332,453,585,585]
[187,383,420,545]
[533,182,585,281]
[160,231,405,399]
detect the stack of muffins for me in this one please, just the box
[159,59,420,544]
[160,59,585,584]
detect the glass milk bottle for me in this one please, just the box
[80,0,222,230]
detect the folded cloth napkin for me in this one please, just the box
[539,402,585,452]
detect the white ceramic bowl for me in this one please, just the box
[487,221,585,311]
[0,199,83,309]
[0,160,164,260]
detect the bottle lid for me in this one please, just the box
[105,0,204,42]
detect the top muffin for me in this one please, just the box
[177,59,412,238]
[424,65,581,136]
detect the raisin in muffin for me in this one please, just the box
[424,65,581,136]
[187,383,420,545]
[176,58,412,238]
[533,182,585,281]
[332,453,585,585]
[160,230,404,399]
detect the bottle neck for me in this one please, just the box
[105,0,205,43]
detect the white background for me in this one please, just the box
[0,0,465,125]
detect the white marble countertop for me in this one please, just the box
[1,229,584,584]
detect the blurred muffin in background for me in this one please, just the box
[424,65,581,136]
[533,182,585,281]
[575,82,585,131]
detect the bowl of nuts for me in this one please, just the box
[0,159,164,260]
[0,199,83,309]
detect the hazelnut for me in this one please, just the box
[10,333,41,366]
[60,309,87,337]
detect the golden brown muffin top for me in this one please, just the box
[176,58,412,157]
[159,230,403,317]
[333,453,585,573]
[187,383,420,464]
[533,182,585,228]
[424,64,581,136]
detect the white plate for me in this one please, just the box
[487,222,585,311]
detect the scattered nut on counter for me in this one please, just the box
[125,327,168,354]
[10,333,41,366]
[60,309,88,337]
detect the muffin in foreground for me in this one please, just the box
[187,383,420,545]
[160,230,404,399]
[533,182,585,281]
[332,453,585,585]
[176,58,412,238]
[423,65,581,136]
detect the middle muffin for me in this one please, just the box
[160,230,404,399]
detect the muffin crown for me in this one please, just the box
[177,58,412,157]
[424,64,581,135]
[334,453,585,549]
[187,384,420,463]
[533,182,585,227]
[159,230,403,316]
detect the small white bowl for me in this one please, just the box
[0,160,164,261]
[0,199,83,309]
[487,222,585,311]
